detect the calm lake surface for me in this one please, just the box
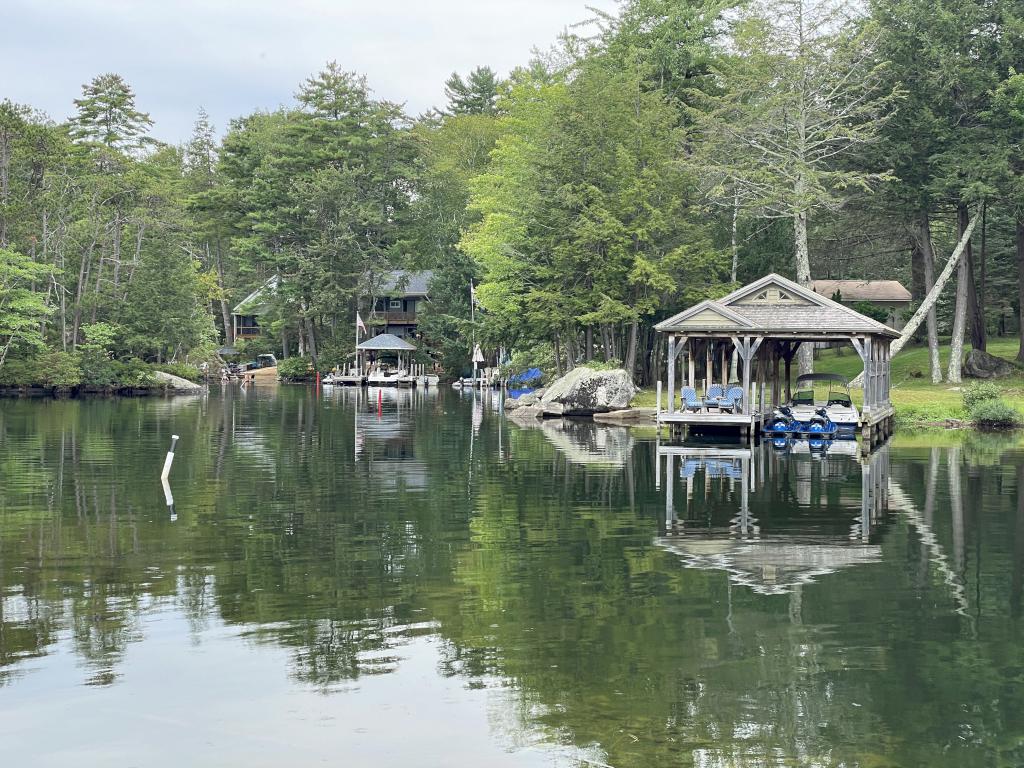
[1,387,1023,767]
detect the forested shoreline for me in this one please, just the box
[4,0,1024,391]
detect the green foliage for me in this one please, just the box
[78,322,121,387]
[851,300,890,324]
[154,362,202,383]
[0,247,53,368]
[277,356,313,380]
[963,381,1003,410]
[582,358,624,371]
[444,66,501,115]
[0,349,82,388]
[969,398,1023,428]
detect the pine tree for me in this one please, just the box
[70,73,154,152]
[444,66,501,115]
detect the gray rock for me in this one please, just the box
[507,404,544,420]
[964,349,1016,379]
[152,370,204,392]
[541,402,565,417]
[592,407,656,424]
[539,367,637,416]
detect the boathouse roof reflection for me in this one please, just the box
[656,442,891,594]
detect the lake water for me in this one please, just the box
[1,387,1022,767]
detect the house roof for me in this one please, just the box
[232,276,279,315]
[357,333,417,351]
[811,279,912,303]
[655,273,899,338]
[381,270,432,297]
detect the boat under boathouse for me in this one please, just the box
[655,273,898,448]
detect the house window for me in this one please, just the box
[389,299,402,310]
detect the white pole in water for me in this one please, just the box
[161,435,179,481]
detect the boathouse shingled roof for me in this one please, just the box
[655,273,900,338]
[357,333,417,351]
[811,279,912,303]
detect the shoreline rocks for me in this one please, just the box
[539,367,637,416]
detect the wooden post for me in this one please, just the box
[688,340,695,389]
[721,345,728,387]
[705,341,712,394]
[667,334,676,414]
[656,380,662,424]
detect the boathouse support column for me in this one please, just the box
[688,341,696,389]
[667,335,676,414]
[705,342,712,394]
[732,335,763,416]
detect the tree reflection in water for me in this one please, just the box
[0,389,1022,766]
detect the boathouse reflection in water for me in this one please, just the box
[656,441,891,594]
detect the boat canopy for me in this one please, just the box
[357,333,416,352]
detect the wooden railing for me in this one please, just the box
[370,311,417,324]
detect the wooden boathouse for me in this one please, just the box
[655,274,898,449]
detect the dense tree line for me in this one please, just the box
[4,0,1024,386]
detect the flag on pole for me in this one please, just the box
[356,312,367,334]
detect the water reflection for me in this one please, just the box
[656,443,890,594]
[1,391,1023,767]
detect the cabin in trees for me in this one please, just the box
[811,279,912,329]
[229,270,432,342]
[655,273,898,449]
[231,276,279,340]
[368,270,432,340]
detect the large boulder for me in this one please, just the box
[152,370,204,392]
[964,349,1016,379]
[540,367,637,416]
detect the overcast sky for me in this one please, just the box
[3,0,619,144]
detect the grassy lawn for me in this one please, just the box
[632,338,1024,425]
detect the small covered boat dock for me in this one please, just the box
[655,274,898,449]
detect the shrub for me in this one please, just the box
[0,349,82,387]
[277,356,313,381]
[112,358,155,387]
[582,358,624,371]
[963,381,1002,410]
[969,398,1023,428]
[154,362,202,382]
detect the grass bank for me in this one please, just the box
[631,338,1024,427]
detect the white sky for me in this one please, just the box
[3,0,619,143]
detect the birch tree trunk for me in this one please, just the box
[851,211,979,387]
[913,211,942,383]
[794,204,813,376]
[947,210,973,383]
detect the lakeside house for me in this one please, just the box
[811,279,912,330]
[231,275,280,340]
[369,270,432,340]
[229,270,433,342]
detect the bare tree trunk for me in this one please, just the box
[585,326,593,362]
[794,205,813,375]
[961,204,986,352]
[303,311,318,364]
[851,211,979,387]
[913,211,942,383]
[211,242,233,345]
[625,319,638,381]
[553,332,563,377]
[1018,216,1024,363]
[0,121,9,248]
[948,211,972,384]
